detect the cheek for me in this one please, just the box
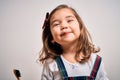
[51,29,60,38]
[73,28,80,37]
[73,23,80,34]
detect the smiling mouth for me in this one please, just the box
[60,32,71,36]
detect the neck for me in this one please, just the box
[61,42,77,63]
[61,41,84,63]
[63,46,76,53]
[62,41,77,53]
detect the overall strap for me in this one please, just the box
[68,76,92,80]
[55,56,68,79]
[90,55,102,78]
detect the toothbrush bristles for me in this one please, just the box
[13,69,21,78]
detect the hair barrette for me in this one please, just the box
[42,12,49,29]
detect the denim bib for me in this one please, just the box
[55,55,101,80]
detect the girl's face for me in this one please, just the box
[50,8,80,46]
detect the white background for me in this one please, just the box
[0,0,120,80]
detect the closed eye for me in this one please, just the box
[53,23,59,27]
[67,19,74,23]
[52,21,60,27]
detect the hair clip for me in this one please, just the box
[42,12,49,29]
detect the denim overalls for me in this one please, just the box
[55,55,101,80]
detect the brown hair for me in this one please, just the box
[39,4,100,63]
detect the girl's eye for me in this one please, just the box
[67,19,74,23]
[53,23,59,27]
[52,22,60,27]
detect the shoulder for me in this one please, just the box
[89,53,102,66]
[41,58,62,80]
[91,53,102,61]
[43,58,59,72]
[92,54,109,79]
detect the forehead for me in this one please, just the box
[50,8,75,21]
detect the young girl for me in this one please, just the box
[39,4,109,80]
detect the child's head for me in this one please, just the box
[40,4,100,63]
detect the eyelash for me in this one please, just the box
[67,20,73,23]
[52,19,74,27]
[52,23,60,27]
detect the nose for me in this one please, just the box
[61,21,68,30]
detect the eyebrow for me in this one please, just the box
[65,15,75,19]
